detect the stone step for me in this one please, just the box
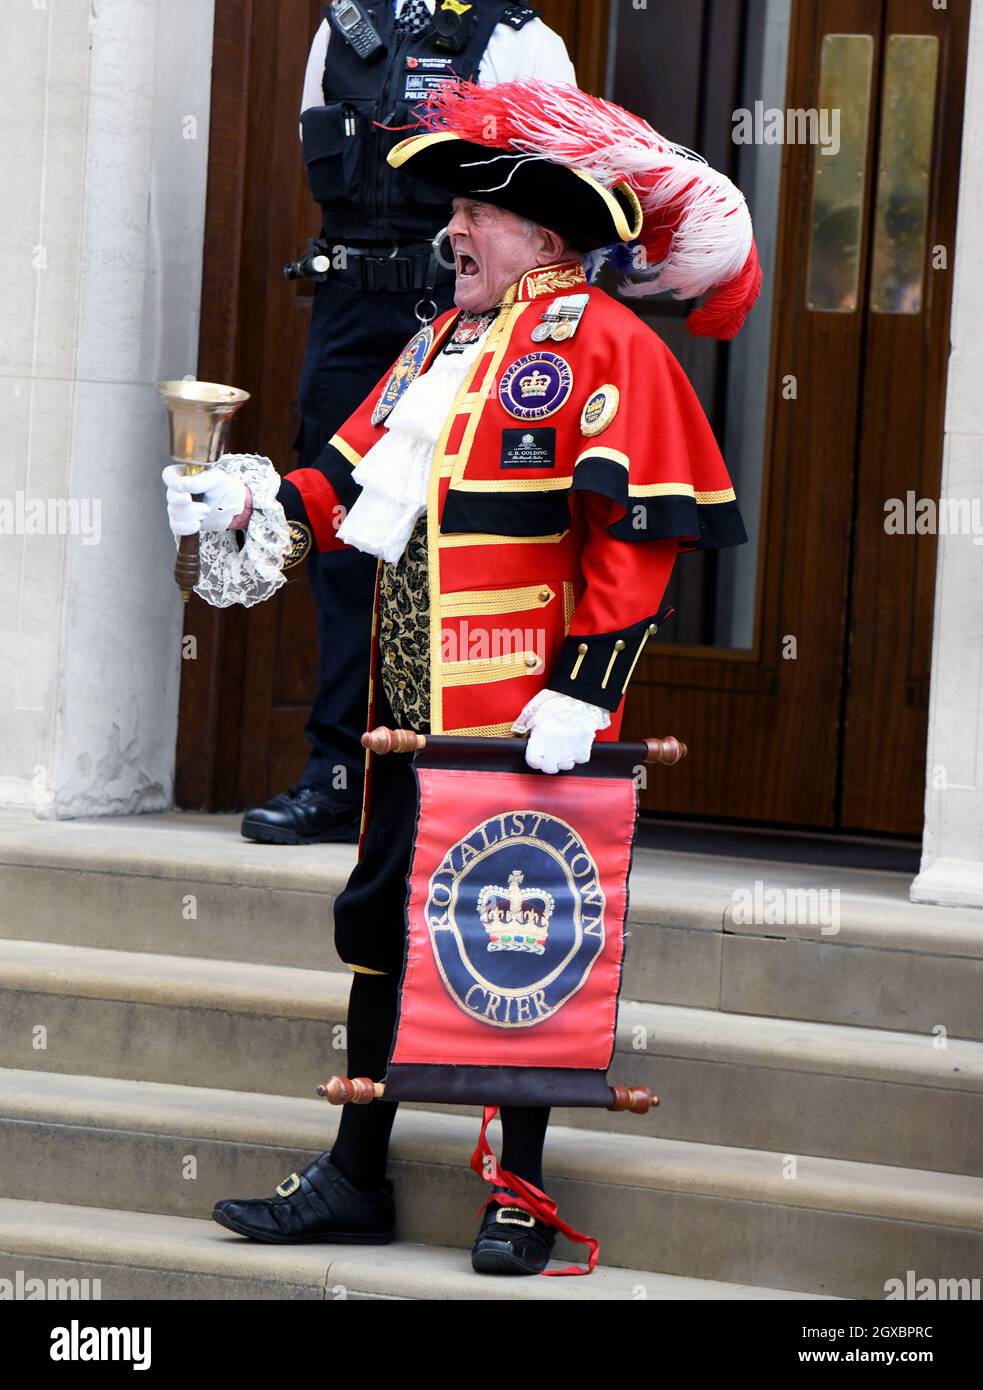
[0,1071,978,1297]
[0,1198,831,1301]
[1,813,981,1037]
[1,938,980,1174]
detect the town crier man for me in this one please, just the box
[163,79,760,1276]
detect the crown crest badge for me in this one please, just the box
[478,868,555,955]
[499,352,573,421]
[425,811,608,1029]
[518,369,551,399]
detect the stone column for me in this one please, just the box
[911,1,983,908]
[0,0,214,817]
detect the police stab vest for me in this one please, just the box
[301,1,540,244]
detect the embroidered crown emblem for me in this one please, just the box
[478,869,555,955]
[518,369,551,398]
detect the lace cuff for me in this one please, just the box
[191,454,290,608]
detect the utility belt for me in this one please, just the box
[284,237,453,293]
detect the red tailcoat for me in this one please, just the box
[278,259,746,749]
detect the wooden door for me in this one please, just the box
[615,0,970,835]
[838,0,969,831]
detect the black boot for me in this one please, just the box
[471,1188,557,1276]
[240,786,359,845]
[212,1154,395,1245]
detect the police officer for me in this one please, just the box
[240,0,575,846]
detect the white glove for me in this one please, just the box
[512,689,611,774]
[162,463,248,538]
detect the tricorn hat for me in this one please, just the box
[387,79,761,340]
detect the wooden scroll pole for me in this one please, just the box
[317,1076,659,1114]
[361,726,688,766]
[342,727,682,1119]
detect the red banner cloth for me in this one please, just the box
[387,747,639,1095]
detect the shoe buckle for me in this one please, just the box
[276,1172,301,1197]
[495,1206,535,1228]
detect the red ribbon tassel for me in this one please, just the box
[470,1105,599,1277]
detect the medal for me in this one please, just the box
[549,292,589,343]
[531,291,589,345]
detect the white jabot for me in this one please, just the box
[300,4,577,132]
[335,326,491,563]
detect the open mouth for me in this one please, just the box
[455,248,481,279]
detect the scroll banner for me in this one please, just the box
[383,737,643,1108]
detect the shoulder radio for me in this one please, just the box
[327,0,386,64]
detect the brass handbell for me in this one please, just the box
[156,380,251,601]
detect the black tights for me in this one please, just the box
[329,971,551,1193]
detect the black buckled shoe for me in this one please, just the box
[212,1153,395,1245]
[240,786,359,845]
[471,1189,557,1276]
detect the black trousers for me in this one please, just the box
[332,725,418,976]
[294,274,455,800]
[329,685,551,1194]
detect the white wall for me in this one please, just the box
[911,0,983,908]
[0,0,214,817]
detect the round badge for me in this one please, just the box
[282,520,313,571]
[580,384,620,438]
[372,326,434,425]
[425,811,606,1029]
[530,322,554,343]
[498,352,573,420]
[551,320,575,342]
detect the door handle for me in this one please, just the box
[806,33,875,314]
[869,35,940,316]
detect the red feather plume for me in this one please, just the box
[414,79,762,339]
